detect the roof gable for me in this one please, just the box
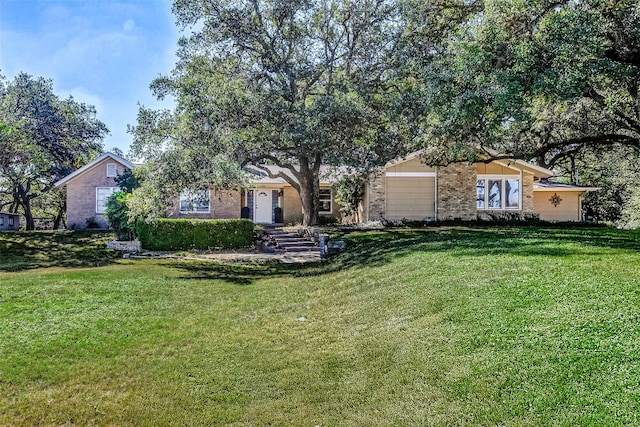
[384,151,554,178]
[54,152,135,188]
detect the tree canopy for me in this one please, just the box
[0,73,107,229]
[418,0,640,168]
[131,0,412,225]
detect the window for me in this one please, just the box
[8,216,13,226]
[96,187,118,214]
[319,189,332,213]
[106,163,117,178]
[476,177,520,210]
[180,189,211,213]
[476,180,485,209]
[505,179,520,209]
[0,216,4,226]
[488,179,502,209]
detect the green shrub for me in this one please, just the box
[105,190,135,240]
[333,173,366,220]
[136,218,254,250]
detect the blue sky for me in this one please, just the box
[0,0,180,155]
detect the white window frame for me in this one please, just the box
[180,189,211,213]
[106,163,117,178]
[476,175,521,210]
[319,188,332,214]
[96,187,118,214]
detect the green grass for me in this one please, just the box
[2,227,640,425]
[0,230,120,272]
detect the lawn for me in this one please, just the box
[2,227,640,425]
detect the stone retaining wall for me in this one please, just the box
[107,240,141,252]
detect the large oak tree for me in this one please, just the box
[131,0,411,226]
[0,73,107,229]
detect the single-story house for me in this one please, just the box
[0,212,20,231]
[53,151,597,229]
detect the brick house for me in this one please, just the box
[54,152,135,229]
[54,151,596,229]
[362,152,598,222]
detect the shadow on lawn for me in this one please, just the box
[170,227,640,285]
[167,232,436,285]
[5,226,638,279]
[168,260,289,285]
[0,230,121,272]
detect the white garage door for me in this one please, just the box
[385,176,436,220]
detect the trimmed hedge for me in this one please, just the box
[136,218,254,251]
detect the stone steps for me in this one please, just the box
[264,228,320,255]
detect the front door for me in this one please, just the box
[254,189,272,223]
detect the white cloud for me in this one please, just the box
[123,19,135,32]
[60,86,105,115]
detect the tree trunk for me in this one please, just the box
[296,155,321,227]
[53,194,66,230]
[22,203,34,231]
[298,180,319,226]
[258,153,322,227]
[16,184,34,230]
[53,210,64,230]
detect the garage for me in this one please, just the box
[385,175,436,220]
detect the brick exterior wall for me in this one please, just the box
[66,157,126,229]
[168,188,241,219]
[436,163,477,220]
[210,189,242,218]
[283,188,303,225]
[64,154,541,229]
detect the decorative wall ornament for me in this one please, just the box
[549,193,563,207]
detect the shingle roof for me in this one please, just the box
[534,180,599,192]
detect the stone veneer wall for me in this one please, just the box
[107,240,141,252]
[437,163,477,220]
[521,174,534,214]
[365,162,536,222]
[366,172,386,221]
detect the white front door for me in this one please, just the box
[254,189,272,223]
